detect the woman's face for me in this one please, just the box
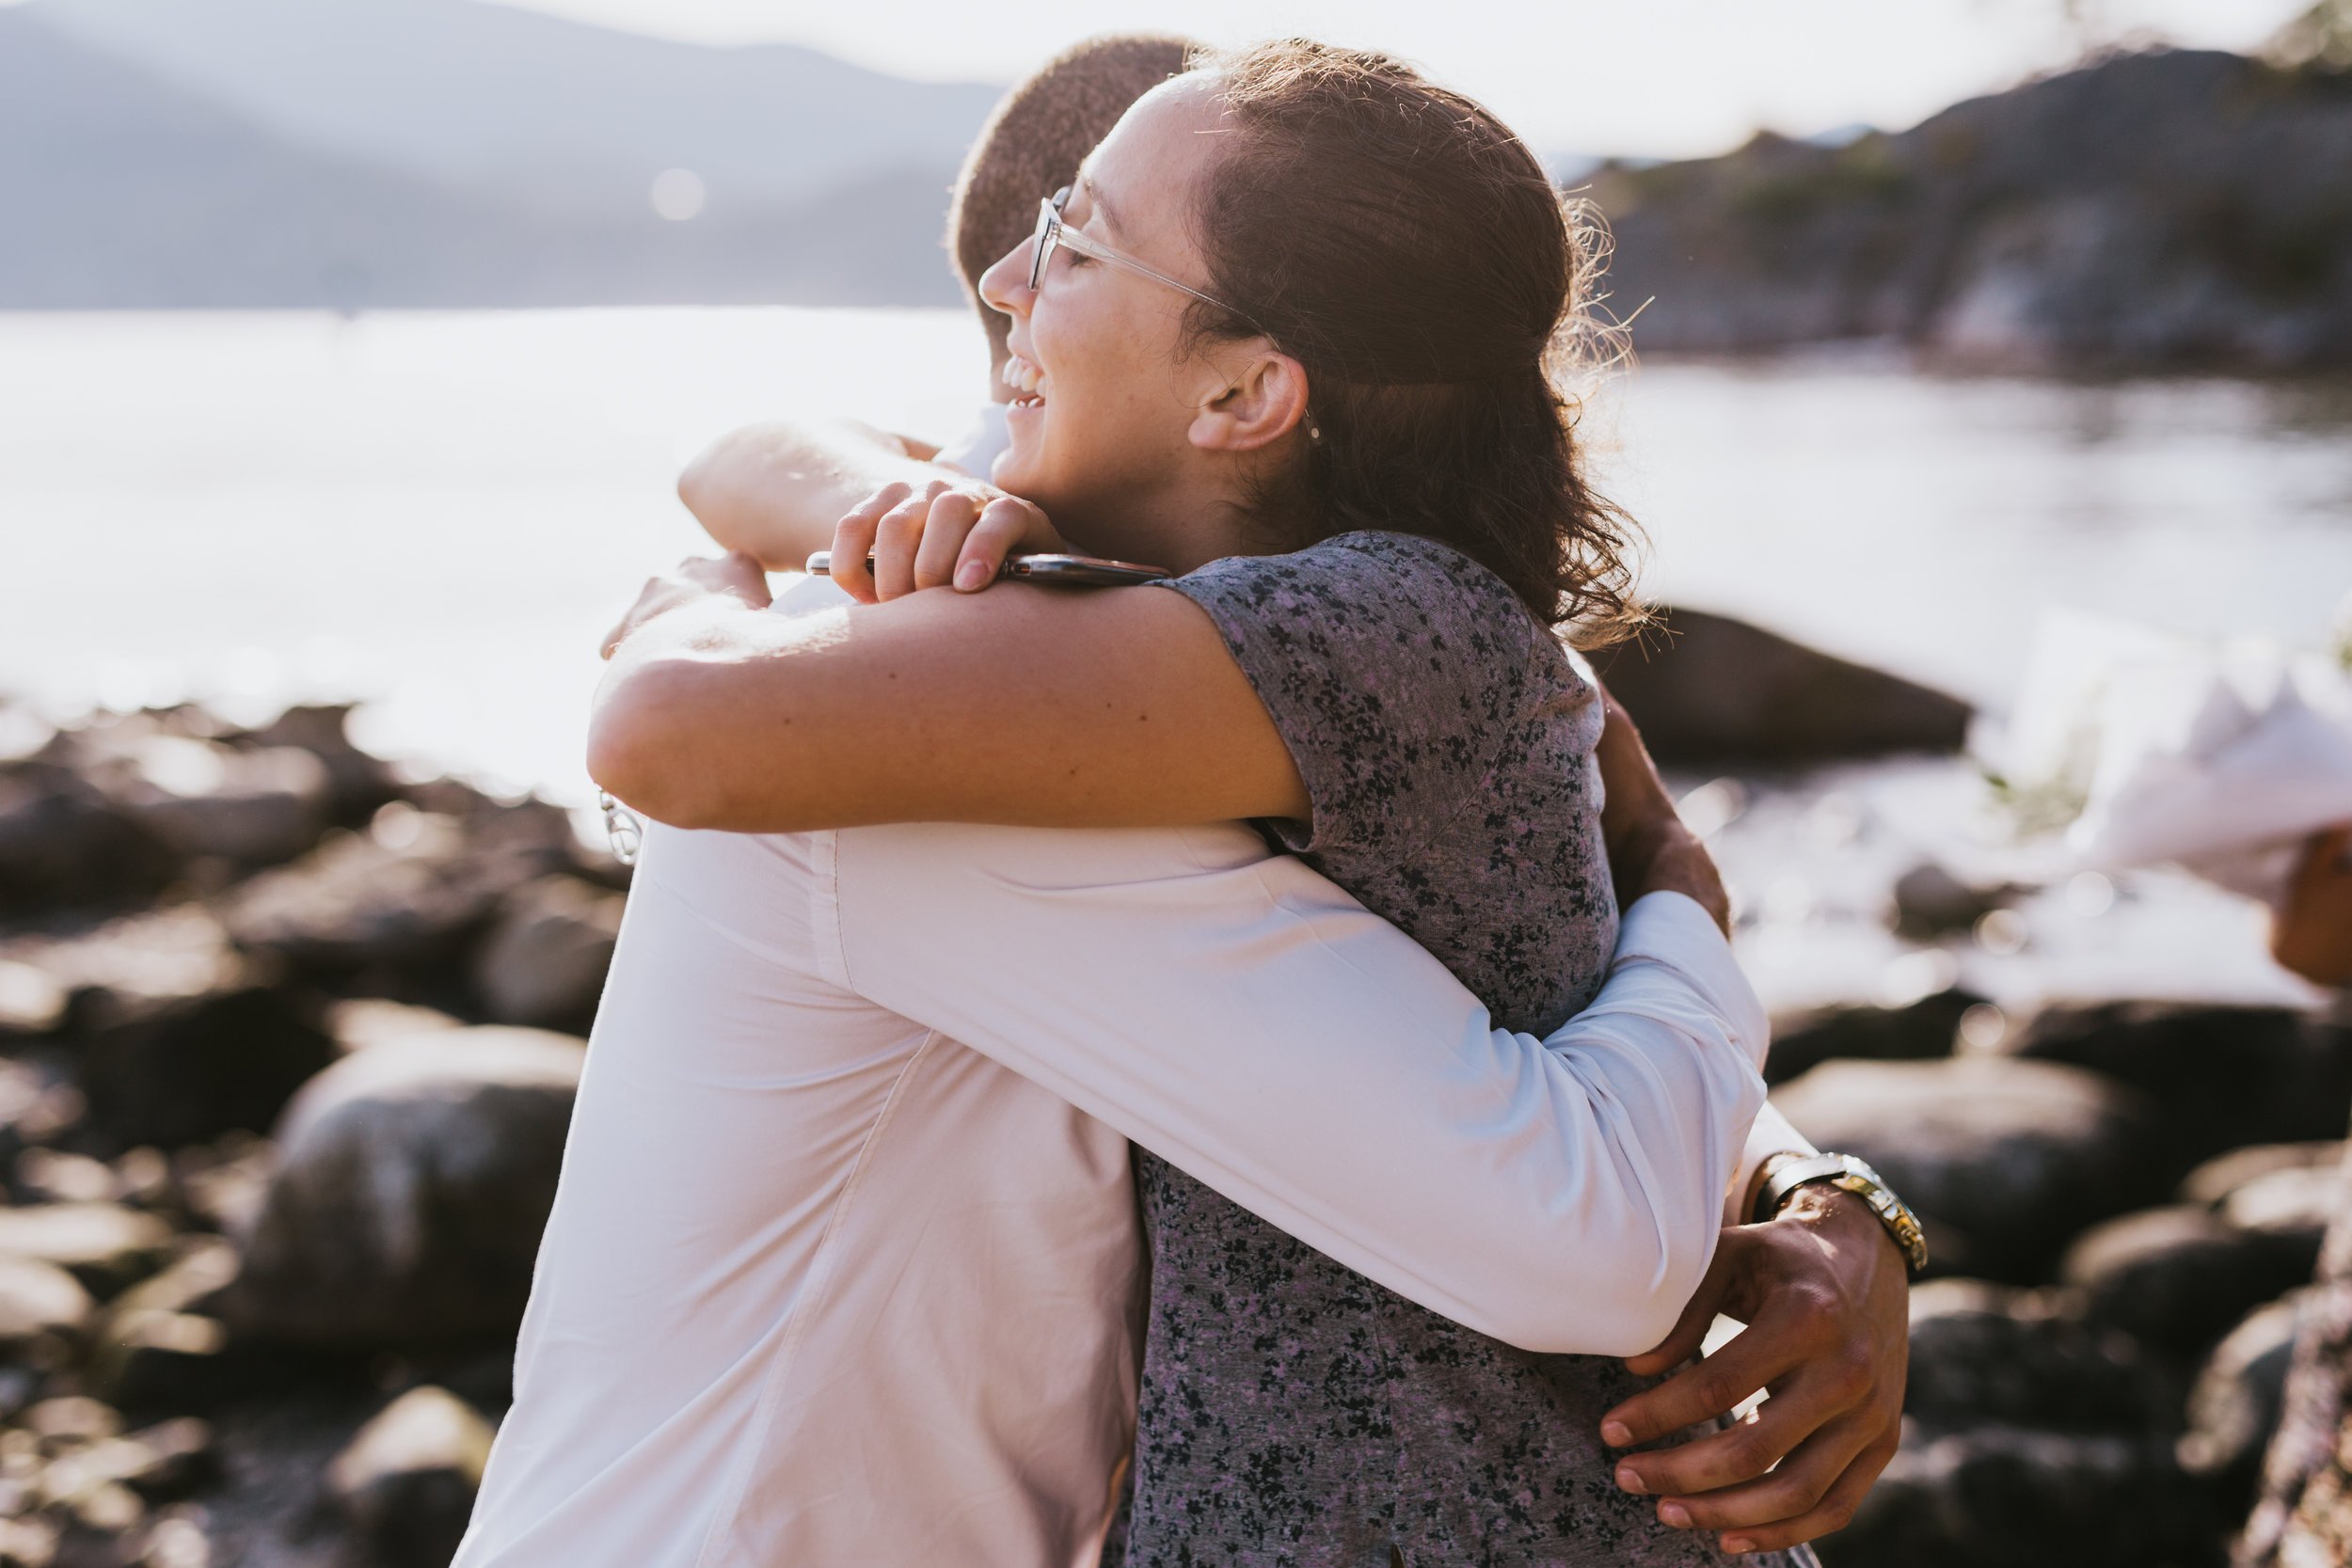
[977,75,1237,540]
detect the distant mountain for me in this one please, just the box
[1589,49,2352,370]
[0,5,979,308]
[34,0,1004,219]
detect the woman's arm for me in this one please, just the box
[590,556,1309,832]
[675,420,943,571]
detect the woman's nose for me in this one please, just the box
[978,242,1034,323]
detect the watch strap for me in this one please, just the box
[1754,1151,1931,1275]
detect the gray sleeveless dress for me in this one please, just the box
[1110,531,1807,1567]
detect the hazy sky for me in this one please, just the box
[489,0,2307,155]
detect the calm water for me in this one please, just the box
[4,309,2344,1010]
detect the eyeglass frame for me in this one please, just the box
[1025,185,1317,441]
[1028,185,1245,322]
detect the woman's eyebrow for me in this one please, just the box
[1077,175,1127,240]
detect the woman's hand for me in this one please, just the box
[601,552,771,660]
[828,478,1072,604]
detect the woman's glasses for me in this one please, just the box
[1028,185,1240,318]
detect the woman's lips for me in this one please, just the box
[1001,351,1049,408]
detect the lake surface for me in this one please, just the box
[4,308,2344,1010]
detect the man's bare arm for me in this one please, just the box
[675,420,942,571]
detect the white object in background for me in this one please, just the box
[2005,607,2352,904]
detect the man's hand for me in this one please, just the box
[828,478,1071,604]
[1594,684,1731,934]
[2274,825,2352,986]
[600,553,771,660]
[1601,1185,1909,1554]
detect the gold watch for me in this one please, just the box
[1752,1151,1930,1275]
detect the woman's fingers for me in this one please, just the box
[871,483,946,601]
[914,490,982,592]
[830,483,906,604]
[955,498,1042,591]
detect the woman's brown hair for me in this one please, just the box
[1185,40,1640,643]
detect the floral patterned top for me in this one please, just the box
[1104,531,1807,1567]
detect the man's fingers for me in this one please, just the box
[1710,1431,1897,1555]
[914,491,979,591]
[1645,1410,1877,1532]
[1607,1319,1810,1454]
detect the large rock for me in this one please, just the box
[2059,1205,2315,1360]
[2180,1141,2345,1208]
[222,803,574,991]
[0,1257,94,1359]
[0,763,178,912]
[1764,986,1978,1085]
[21,908,338,1150]
[470,876,622,1033]
[1770,1056,2165,1282]
[1830,1423,2219,1568]
[1903,1278,2167,1435]
[226,1026,582,1348]
[327,1387,493,1568]
[2178,1291,2308,1514]
[224,705,399,828]
[1589,50,2352,372]
[2011,1004,2352,1176]
[1589,607,1972,768]
[88,735,332,869]
[0,1204,175,1300]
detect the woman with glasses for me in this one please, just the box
[591,40,1871,1568]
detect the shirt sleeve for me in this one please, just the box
[829,819,1769,1356]
[1151,536,1535,859]
[1729,1104,1821,1227]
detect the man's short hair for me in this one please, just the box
[947,33,1197,358]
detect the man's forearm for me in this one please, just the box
[676,420,939,571]
[834,822,1770,1357]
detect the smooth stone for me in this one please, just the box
[2059,1205,2314,1360]
[0,1206,175,1301]
[1764,985,1979,1085]
[469,875,622,1033]
[2180,1141,2345,1208]
[2178,1291,2308,1513]
[1589,606,1972,768]
[227,1027,581,1348]
[1770,1055,2165,1282]
[1903,1277,2166,1434]
[0,1258,93,1354]
[327,1386,493,1568]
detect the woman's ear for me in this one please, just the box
[1186,349,1311,454]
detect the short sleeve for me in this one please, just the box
[1152,531,1539,861]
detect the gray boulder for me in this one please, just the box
[2181,1141,2345,1208]
[1903,1278,2167,1434]
[95,736,332,869]
[0,1204,175,1300]
[327,1386,493,1568]
[0,763,178,912]
[2178,1291,2308,1513]
[1832,1423,2218,1568]
[1589,607,1971,768]
[1770,1056,2165,1282]
[226,1026,582,1348]
[1764,986,1979,1086]
[225,705,399,827]
[2059,1205,2314,1360]
[2011,1004,2352,1174]
[470,875,623,1033]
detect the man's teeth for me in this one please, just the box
[1000,354,1048,399]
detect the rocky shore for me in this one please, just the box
[1589,48,2352,372]
[0,610,2333,1567]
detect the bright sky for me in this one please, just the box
[490,0,2308,155]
